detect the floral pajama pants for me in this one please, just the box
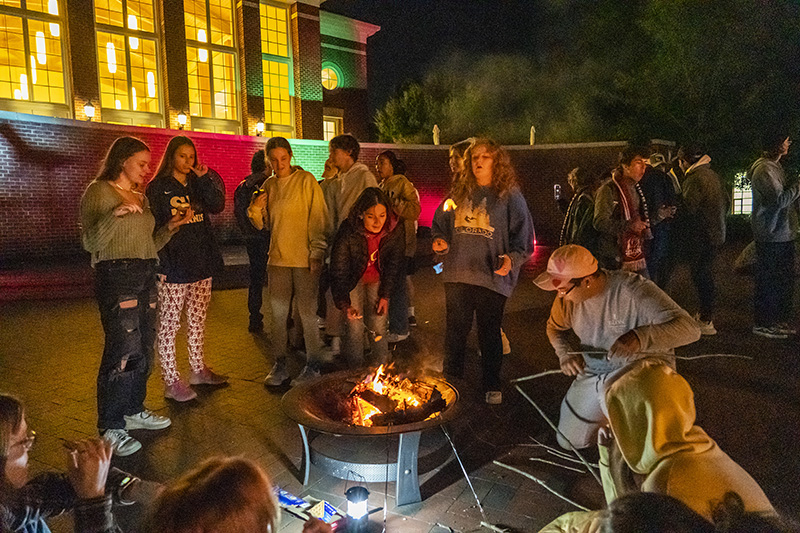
[156,277,212,385]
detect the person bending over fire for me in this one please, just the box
[533,245,700,450]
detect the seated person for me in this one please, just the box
[146,455,331,533]
[534,244,700,449]
[1,393,138,533]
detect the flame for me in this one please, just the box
[348,364,429,427]
[443,198,457,212]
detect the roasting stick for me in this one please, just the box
[565,350,753,361]
[494,461,591,512]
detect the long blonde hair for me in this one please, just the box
[450,138,519,203]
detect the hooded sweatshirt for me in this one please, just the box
[603,360,774,521]
[379,173,421,257]
[328,162,378,232]
[748,157,800,243]
[682,156,729,248]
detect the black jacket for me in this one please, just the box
[233,172,270,240]
[329,214,405,310]
[146,169,226,283]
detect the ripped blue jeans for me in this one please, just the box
[94,259,157,430]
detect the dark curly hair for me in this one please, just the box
[450,138,519,202]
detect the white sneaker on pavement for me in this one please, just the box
[102,429,142,457]
[485,391,503,405]
[693,314,717,336]
[124,410,171,430]
[264,360,290,386]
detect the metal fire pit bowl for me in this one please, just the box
[281,370,460,506]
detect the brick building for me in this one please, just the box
[0,0,378,139]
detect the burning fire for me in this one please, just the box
[443,198,457,212]
[348,364,443,427]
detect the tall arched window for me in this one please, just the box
[0,0,68,117]
[95,0,161,126]
[185,0,239,134]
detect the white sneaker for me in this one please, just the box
[385,332,410,343]
[264,360,289,386]
[102,429,142,457]
[485,391,503,405]
[501,329,511,355]
[290,365,321,386]
[693,314,717,336]
[124,410,171,430]
[316,316,326,330]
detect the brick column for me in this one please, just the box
[290,2,323,140]
[159,0,191,130]
[65,0,101,122]
[237,0,264,136]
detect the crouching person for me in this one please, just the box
[533,244,700,450]
[330,188,405,368]
[1,393,140,533]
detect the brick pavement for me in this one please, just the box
[1,243,798,532]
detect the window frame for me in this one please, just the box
[321,63,341,91]
[0,0,70,117]
[259,0,294,137]
[93,0,163,126]
[185,0,240,133]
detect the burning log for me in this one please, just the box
[369,396,446,426]
[356,389,398,413]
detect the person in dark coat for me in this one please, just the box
[559,166,600,253]
[639,153,678,287]
[234,150,272,332]
[329,187,405,368]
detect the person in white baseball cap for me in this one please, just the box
[535,244,700,450]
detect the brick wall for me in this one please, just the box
[237,0,264,136]
[66,0,101,123]
[0,112,649,264]
[321,37,370,140]
[290,3,324,140]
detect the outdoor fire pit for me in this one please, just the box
[281,366,460,505]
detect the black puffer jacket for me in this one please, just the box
[330,213,405,310]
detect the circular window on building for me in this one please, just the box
[321,67,339,90]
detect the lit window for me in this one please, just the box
[323,117,341,142]
[731,172,752,215]
[0,0,66,105]
[259,2,292,137]
[259,3,288,57]
[185,0,238,125]
[95,0,159,117]
[321,67,338,90]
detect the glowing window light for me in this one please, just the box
[35,32,46,65]
[13,89,21,100]
[198,48,208,62]
[128,15,138,49]
[106,42,117,73]
[147,71,155,97]
[48,0,58,14]
[198,29,207,43]
[132,87,137,110]
[115,99,122,109]
[30,56,37,84]
[19,75,29,100]
[49,23,59,37]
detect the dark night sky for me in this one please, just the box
[321,0,556,116]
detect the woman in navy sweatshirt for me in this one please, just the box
[432,138,534,405]
[146,136,228,402]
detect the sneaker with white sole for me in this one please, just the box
[693,314,717,336]
[102,429,142,457]
[485,391,502,405]
[385,331,409,343]
[264,359,290,386]
[290,364,321,386]
[124,410,171,431]
[164,380,198,402]
[752,325,789,340]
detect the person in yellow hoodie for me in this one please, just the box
[248,137,330,387]
[603,359,775,521]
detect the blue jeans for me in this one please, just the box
[94,259,157,430]
[754,241,795,326]
[344,281,388,368]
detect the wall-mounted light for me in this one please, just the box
[256,120,265,136]
[83,102,95,120]
[345,486,369,531]
[177,112,187,130]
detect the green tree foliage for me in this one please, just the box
[375,0,800,177]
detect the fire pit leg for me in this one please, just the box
[396,431,421,506]
[298,424,311,486]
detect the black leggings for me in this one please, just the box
[443,282,507,391]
